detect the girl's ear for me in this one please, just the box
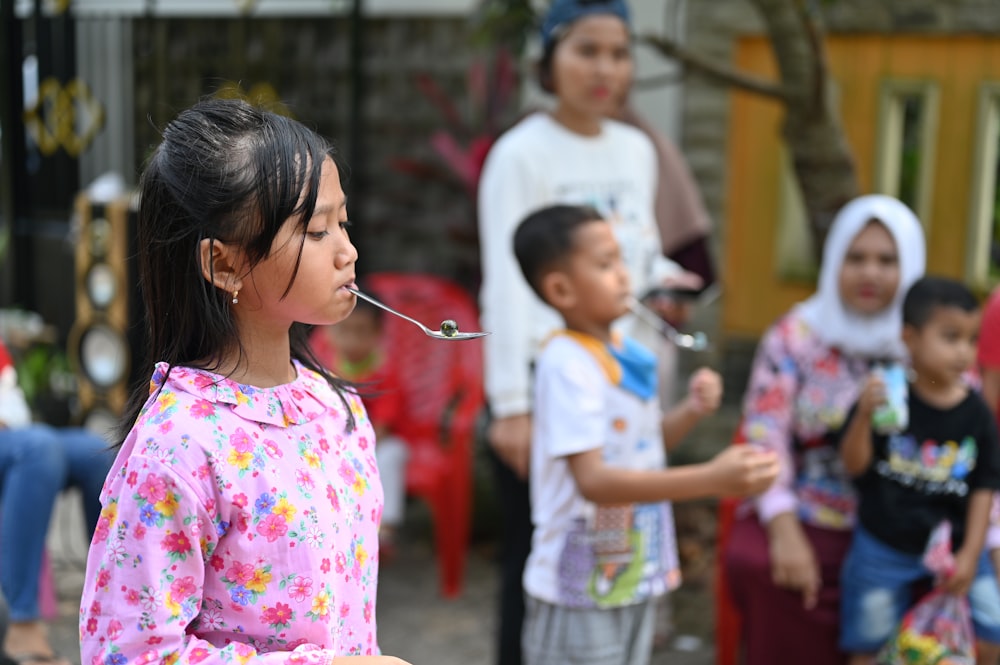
[198,237,244,294]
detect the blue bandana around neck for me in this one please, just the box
[607,336,658,401]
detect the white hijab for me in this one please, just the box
[796,194,926,360]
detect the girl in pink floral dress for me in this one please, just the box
[79,99,411,665]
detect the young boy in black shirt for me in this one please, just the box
[839,276,1000,665]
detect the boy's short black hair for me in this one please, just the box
[513,204,605,302]
[902,275,979,328]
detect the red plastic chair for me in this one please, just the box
[365,272,485,598]
[715,421,746,665]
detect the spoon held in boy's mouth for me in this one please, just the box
[627,297,711,351]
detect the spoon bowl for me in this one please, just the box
[347,287,489,340]
[627,297,711,351]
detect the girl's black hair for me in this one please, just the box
[118,97,354,444]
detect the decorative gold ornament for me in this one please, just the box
[23,77,104,157]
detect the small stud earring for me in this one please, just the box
[232,290,239,305]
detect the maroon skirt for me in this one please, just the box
[723,514,852,665]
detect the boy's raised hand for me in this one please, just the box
[707,445,780,497]
[856,372,888,417]
[687,367,722,416]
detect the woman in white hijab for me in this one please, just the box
[723,194,926,665]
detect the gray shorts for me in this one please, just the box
[522,595,657,665]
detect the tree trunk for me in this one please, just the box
[783,105,860,256]
[750,0,860,255]
[645,0,861,258]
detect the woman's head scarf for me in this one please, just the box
[796,194,926,360]
[540,0,630,52]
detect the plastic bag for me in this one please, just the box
[875,589,975,664]
[876,521,976,665]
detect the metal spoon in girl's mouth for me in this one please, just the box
[346,287,489,341]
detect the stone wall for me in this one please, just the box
[130,15,513,293]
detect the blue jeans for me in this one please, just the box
[0,424,114,621]
[840,524,1000,653]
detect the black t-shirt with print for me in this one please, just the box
[850,389,1000,555]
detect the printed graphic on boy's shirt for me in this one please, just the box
[556,502,673,609]
[592,504,633,598]
[877,435,978,495]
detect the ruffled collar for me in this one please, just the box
[148,360,335,428]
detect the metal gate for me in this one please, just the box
[1,0,88,332]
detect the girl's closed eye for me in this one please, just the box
[339,220,353,232]
[306,219,350,240]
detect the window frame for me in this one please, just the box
[965,82,1000,290]
[873,78,940,229]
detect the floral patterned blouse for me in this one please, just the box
[79,361,383,665]
[741,308,884,530]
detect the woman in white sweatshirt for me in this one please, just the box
[476,1,700,662]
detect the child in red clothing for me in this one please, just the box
[979,288,1000,414]
[977,286,1000,580]
[312,293,409,554]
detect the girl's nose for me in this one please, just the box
[336,240,358,268]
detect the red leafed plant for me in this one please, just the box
[391,48,518,202]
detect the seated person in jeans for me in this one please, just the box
[0,338,114,665]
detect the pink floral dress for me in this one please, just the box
[79,361,383,665]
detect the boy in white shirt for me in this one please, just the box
[512,204,780,665]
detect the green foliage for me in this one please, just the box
[15,342,70,408]
[470,0,539,55]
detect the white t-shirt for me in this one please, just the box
[477,112,677,418]
[524,333,680,609]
